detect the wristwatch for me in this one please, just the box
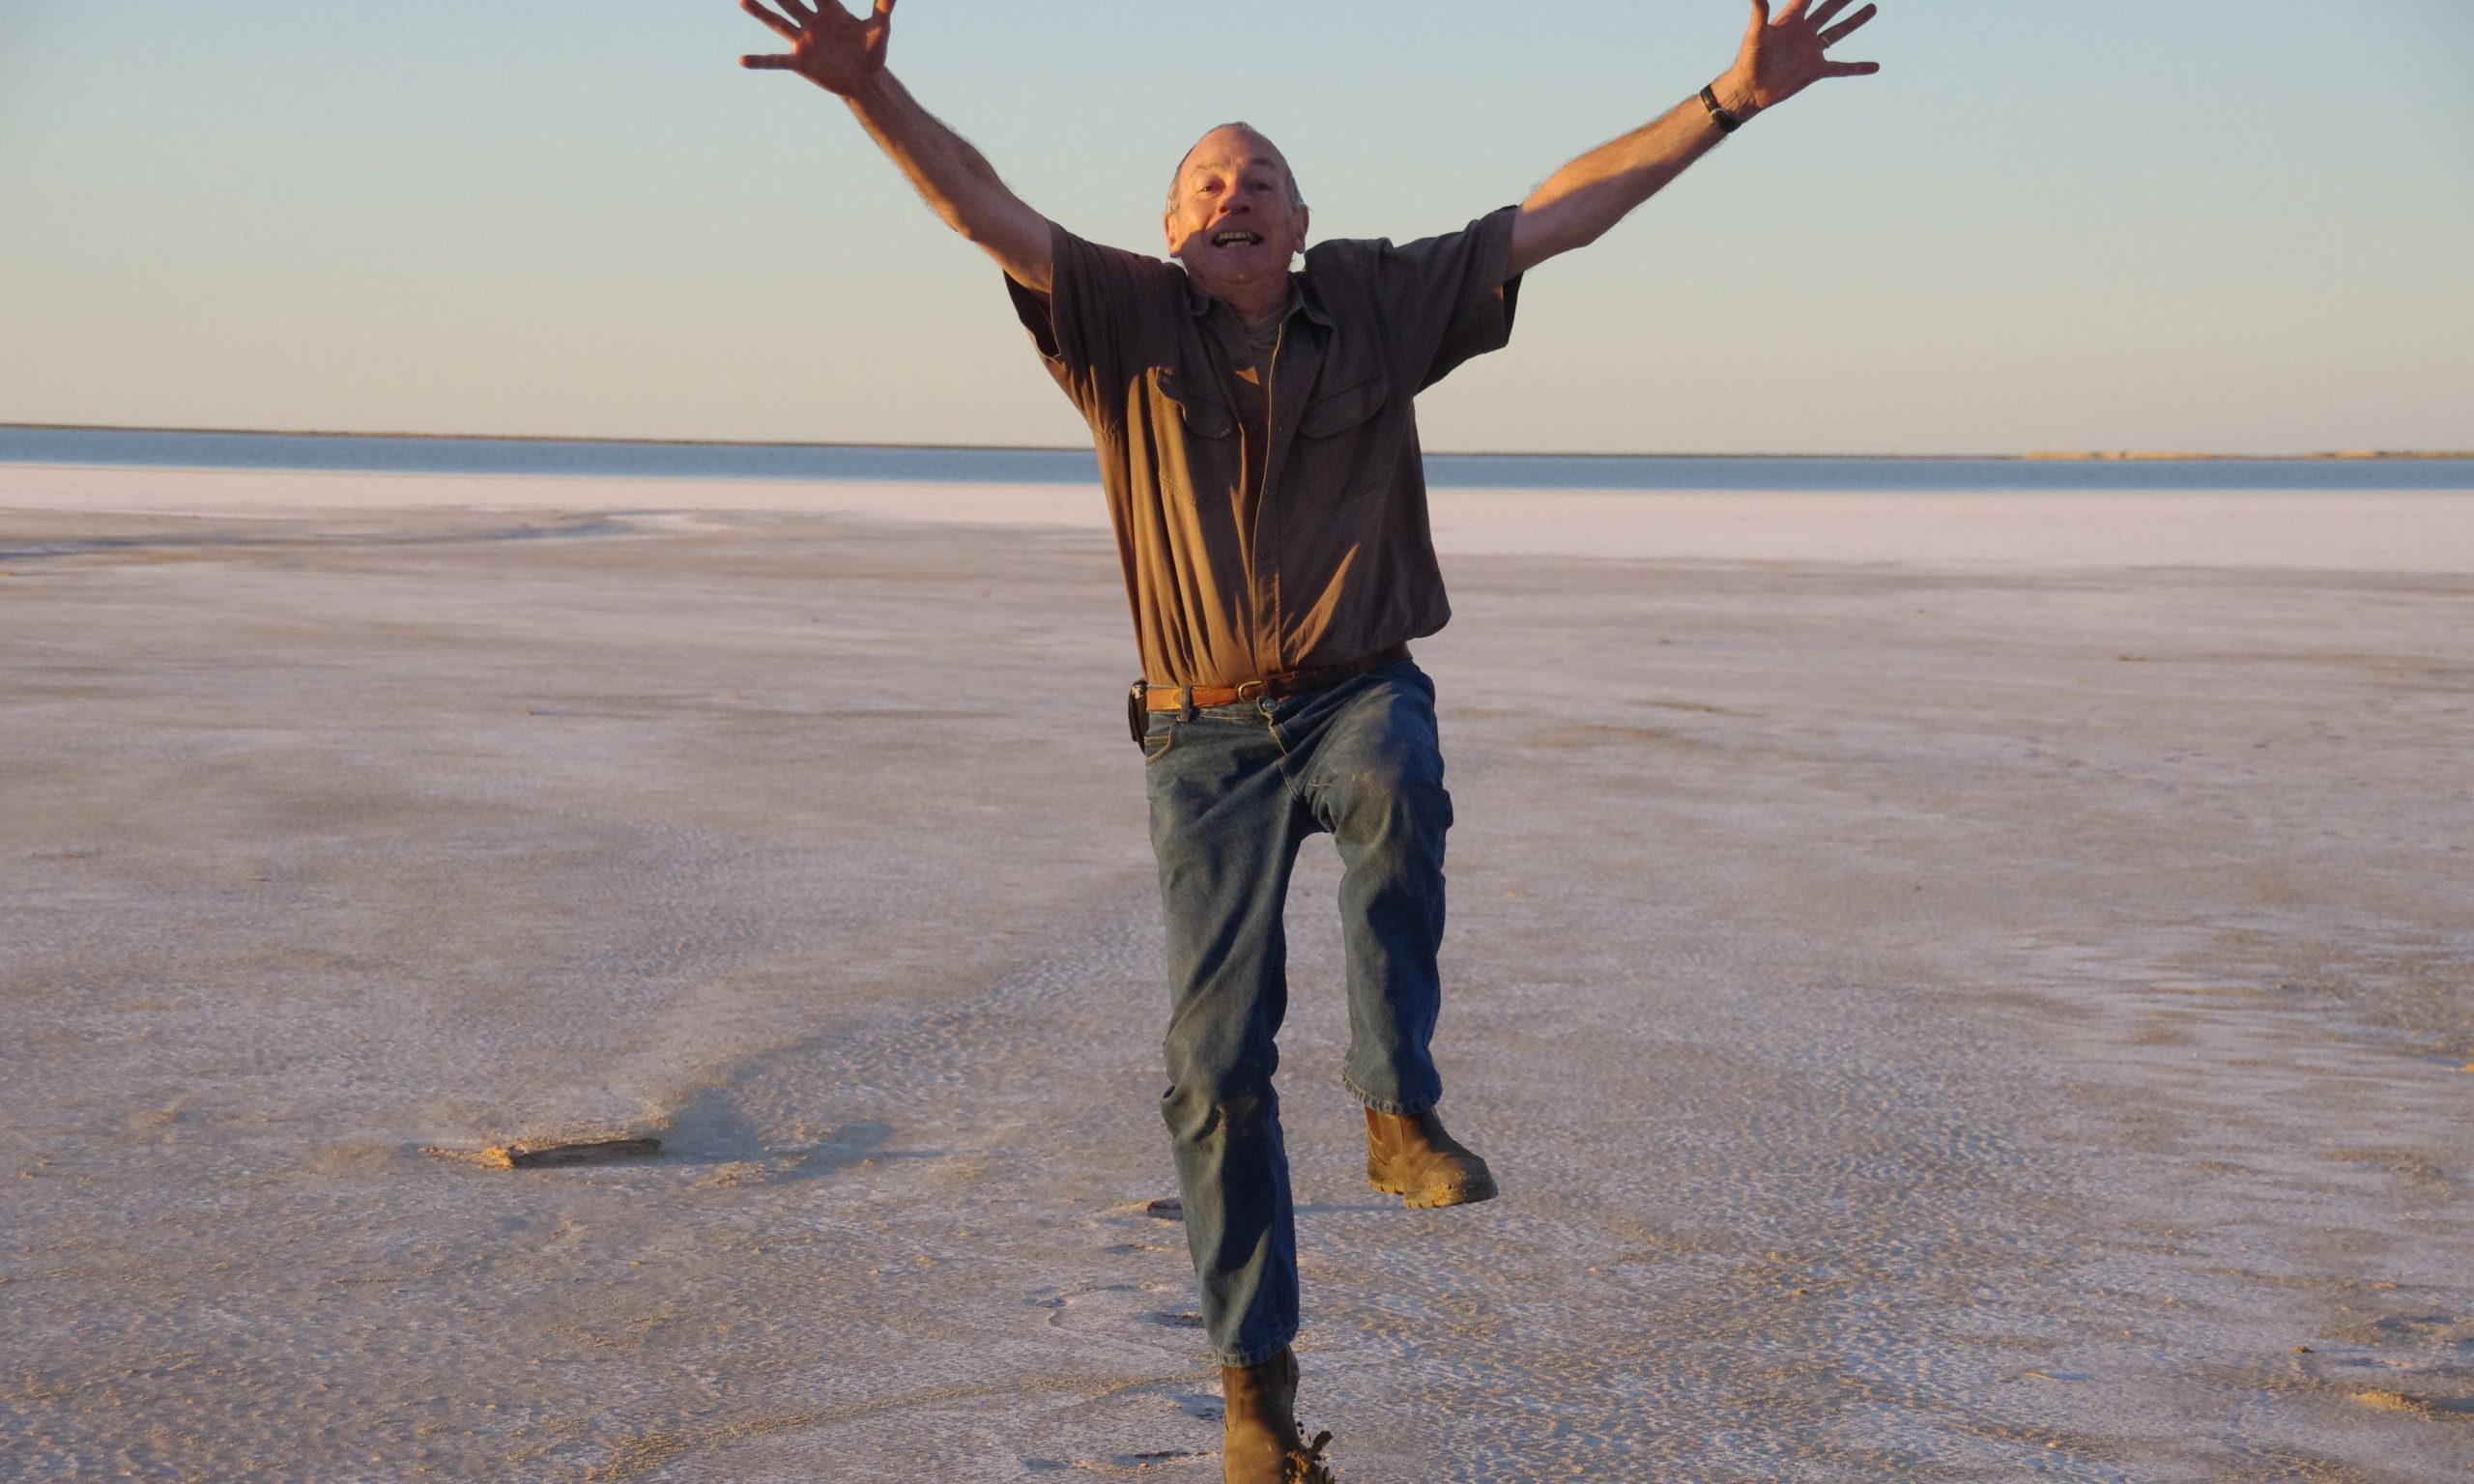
[1699,84,1744,133]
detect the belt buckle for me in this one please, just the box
[1235,677,1269,702]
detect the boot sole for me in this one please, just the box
[1369,1167,1500,1209]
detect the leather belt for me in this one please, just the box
[1128,643,1411,738]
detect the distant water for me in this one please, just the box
[4,425,2470,493]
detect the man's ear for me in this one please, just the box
[1164,212,1181,258]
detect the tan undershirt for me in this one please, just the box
[1229,306,1289,505]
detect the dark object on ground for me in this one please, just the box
[1287,1431,1335,1483]
[484,1137,662,1169]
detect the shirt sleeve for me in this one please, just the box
[1005,222,1186,426]
[1323,204,1523,393]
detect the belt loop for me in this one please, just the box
[1178,685,1197,722]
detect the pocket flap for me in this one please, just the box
[1297,375,1391,439]
[1150,366,1234,440]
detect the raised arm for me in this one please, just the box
[1506,0,1881,276]
[738,0,1054,292]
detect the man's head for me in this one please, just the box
[1162,123,1309,299]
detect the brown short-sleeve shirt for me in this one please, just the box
[1007,206,1523,688]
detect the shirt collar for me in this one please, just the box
[1176,269,1333,328]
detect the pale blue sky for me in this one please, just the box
[3,1,2468,453]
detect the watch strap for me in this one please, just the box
[1699,84,1743,134]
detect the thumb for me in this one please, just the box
[1746,0,1770,38]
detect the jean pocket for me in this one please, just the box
[1141,716,1179,764]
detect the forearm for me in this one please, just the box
[842,71,1051,289]
[1508,82,1749,275]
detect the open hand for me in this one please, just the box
[1719,0,1881,116]
[738,0,896,96]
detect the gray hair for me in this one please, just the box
[1166,122,1308,214]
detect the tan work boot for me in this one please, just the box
[1366,1105,1499,1209]
[1221,1348,1335,1483]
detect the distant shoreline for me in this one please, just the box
[2021,449,2474,462]
[4,422,2466,462]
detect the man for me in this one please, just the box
[732,3,1879,1477]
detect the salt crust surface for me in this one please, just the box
[3,470,2469,1481]
[7,462,2474,569]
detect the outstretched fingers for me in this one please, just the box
[1823,59,1883,76]
[1818,2,1879,48]
[732,0,893,91]
[739,0,802,41]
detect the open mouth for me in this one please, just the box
[1210,230,1264,248]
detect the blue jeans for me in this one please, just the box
[1141,659,1453,1366]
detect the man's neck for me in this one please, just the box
[1214,274,1293,332]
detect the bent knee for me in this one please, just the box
[1160,1076,1274,1141]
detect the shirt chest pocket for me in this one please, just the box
[1296,374,1389,440]
[1143,366,1241,510]
[1149,366,1234,441]
[1290,372,1394,506]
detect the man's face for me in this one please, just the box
[1163,127,1309,296]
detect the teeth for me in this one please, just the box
[1213,232,1259,246]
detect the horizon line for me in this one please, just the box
[3,422,2468,463]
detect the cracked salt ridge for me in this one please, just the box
[6,490,2471,1481]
